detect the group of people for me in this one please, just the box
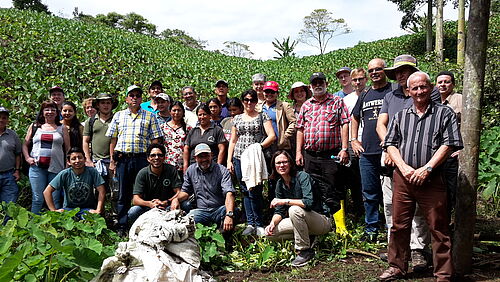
[0,54,463,280]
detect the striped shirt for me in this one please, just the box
[384,101,463,169]
[105,108,163,153]
[296,93,350,152]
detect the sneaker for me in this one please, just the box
[242,225,255,236]
[411,250,428,273]
[255,226,266,237]
[291,249,315,267]
[378,266,404,281]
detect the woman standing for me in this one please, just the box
[61,101,83,149]
[183,103,227,172]
[265,151,332,267]
[227,89,276,236]
[207,98,223,127]
[23,101,70,214]
[288,82,312,117]
[221,97,243,142]
[162,101,191,172]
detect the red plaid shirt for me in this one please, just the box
[296,93,350,152]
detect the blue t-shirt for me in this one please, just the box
[262,103,279,138]
[352,83,392,155]
[140,101,159,114]
[334,90,347,99]
[49,167,105,209]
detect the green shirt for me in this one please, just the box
[49,167,105,209]
[83,115,113,160]
[133,164,182,201]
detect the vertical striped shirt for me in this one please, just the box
[384,101,463,168]
[105,108,163,153]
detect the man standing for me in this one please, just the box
[43,147,106,217]
[177,143,236,231]
[106,85,163,235]
[295,72,350,235]
[0,106,22,204]
[379,72,462,281]
[154,93,172,125]
[252,73,266,112]
[350,59,393,241]
[128,144,182,224]
[215,80,230,119]
[436,71,462,214]
[141,80,163,113]
[376,54,432,268]
[181,86,200,127]
[334,67,354,98]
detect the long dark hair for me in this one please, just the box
[35,101,61,126]
[62,101,82,149]
[269,150,297,180]
[169,101,188,133]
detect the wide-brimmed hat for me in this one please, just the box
[93,93,118,110]
[288,82,311,100]
[384,55,420,80]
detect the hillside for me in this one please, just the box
[0,8,498,133]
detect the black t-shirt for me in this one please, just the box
[133,164,182,201]
[185,124,227,164]
[352,83,392,155]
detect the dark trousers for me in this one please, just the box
[442,156,458,216]
[116,154,148,230]
[389,169,453,280]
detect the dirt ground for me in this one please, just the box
[214,252,500,282]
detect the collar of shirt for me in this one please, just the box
[443,92,458,105]
[408,101,435,118]
[125,107,144,115]
[147,164,166,177]
[196,162,215,173]
[0,128,10,136]
[262,102,277,110]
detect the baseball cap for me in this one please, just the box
[252,73,266,82]
[149,80,163,89]
[309,72,327,83]
[384,55,420,80]
[127,85,143,95]
[0,106,9,115]
[49,86,64,94]
[335,67,352,77]
[263,81,279,92]
[215,80,228,87]
[154,93,172,103]
[194,143,211,156]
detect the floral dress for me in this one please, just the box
[162,123,191,171]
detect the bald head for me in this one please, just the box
[367,58,387,88]
[407,71,432,88]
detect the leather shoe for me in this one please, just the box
[379,267,404,281]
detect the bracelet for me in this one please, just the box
[350,138,358,141]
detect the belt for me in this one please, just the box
[117,152,146,158]
[305,149,339,159]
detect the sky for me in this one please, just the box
[0,0,465,60]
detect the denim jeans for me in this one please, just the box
[0,170,19,203]
[29,165,62,214]
[63,207,92,220]
[188,206,227,227]
[233,157,264,227]
[359,154,383,234]
[116,155,148,230]
[127,206,152,225]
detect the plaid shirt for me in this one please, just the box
[296,93,350,152]
[106,108,163,153]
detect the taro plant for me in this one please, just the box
[0,202,119,282]
[478,126,500,216]
[193,223,227,268]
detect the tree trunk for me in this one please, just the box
[435,0,444,61]
[453,0,491,276]
[457,0,466,66]
[426,0,433,52]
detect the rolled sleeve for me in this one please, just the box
[441,108,464,149]
[149,115,164,140]
[181,167,194,195]
[338,99,350,125]
[105,114,119,138]
[220,165,235,195]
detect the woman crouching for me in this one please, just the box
[265,150,332,267]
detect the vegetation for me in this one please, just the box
[272,36,298,59]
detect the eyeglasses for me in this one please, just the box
[352,78,366,82]
[128,94,142,98]
[149,153,165,158]
[183,92,194,96]
[368,67,384,73]
[275,161,289,166]
[243,98,257,103]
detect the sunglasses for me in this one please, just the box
[368,67,384,73]
[183,92,194,96]
[149,153,165,158]
[243,98,258,103]
[264,90,277,94]
[352,78,366,82]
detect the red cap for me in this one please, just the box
[263,81,279,92]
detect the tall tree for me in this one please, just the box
[13,0,50,14]
[435,0,444,61]
[121,12,157,36]
[160,29,207,50]
[95,12,124,28]
[222,41,253,58]
[457,0,466,66]
[298,9,351,55]
[272,37,298,59]
[454,0,491,275]
[426,0,433,52]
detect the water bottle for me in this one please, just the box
[331,155,351,167]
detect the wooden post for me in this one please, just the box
[435,0,444,61]
[426,0,434,52]
[457,0,466,66]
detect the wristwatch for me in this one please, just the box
[225,211,234,218]
[350,138,358,141]
[425,166,433,172]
